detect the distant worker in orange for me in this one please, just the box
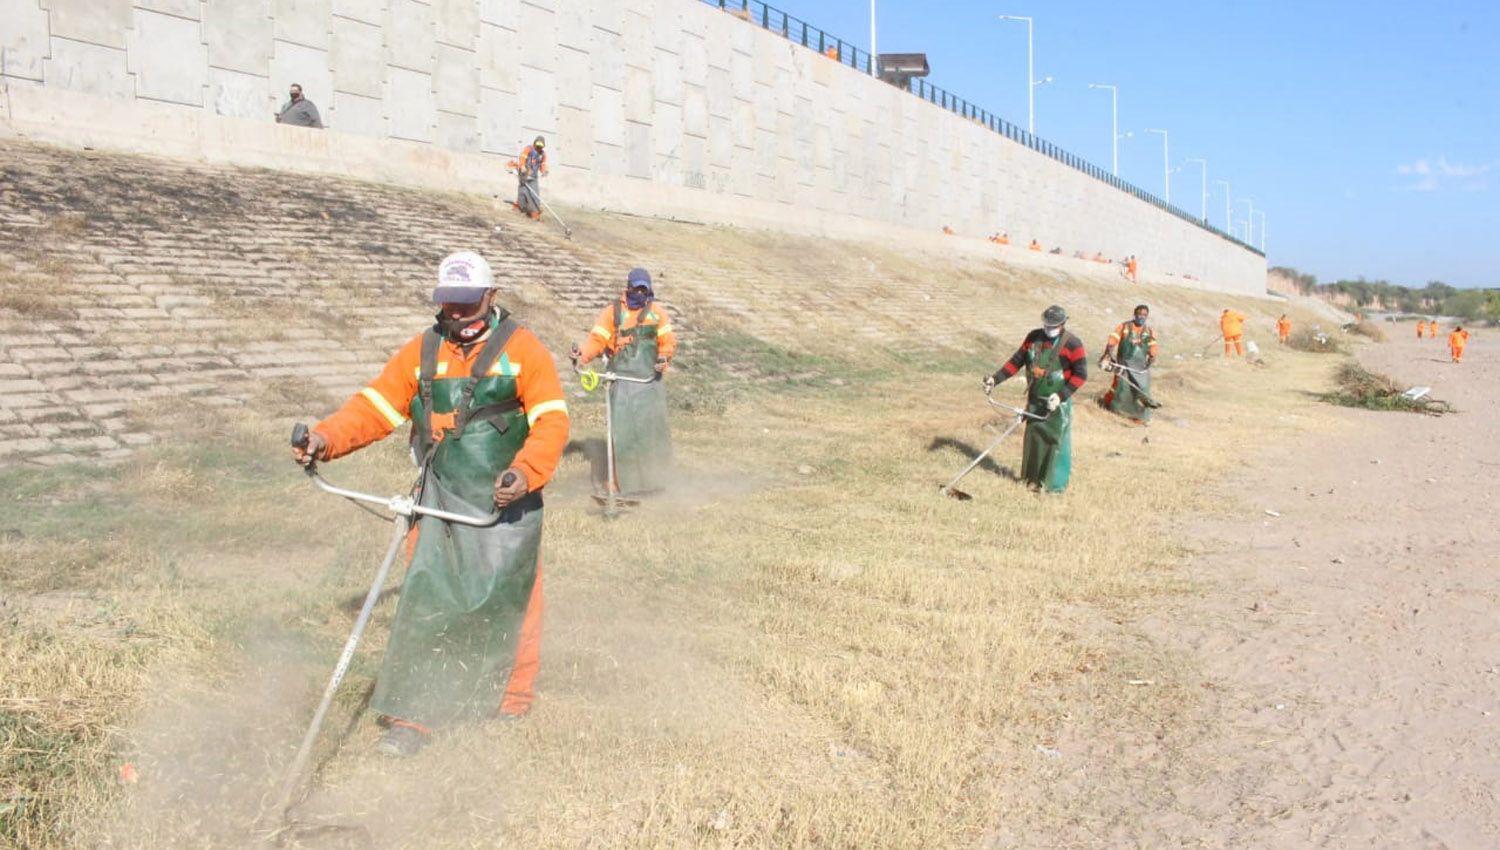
[1091,251,1106,263]
[995,231,1010,245]
[1428,319,1440,339]
[1276,314,1292,344]
[942,225,955,235]
[1219,308,1248,357]
[1449,326,1469,363]
[1415,319,1426,339]
[1126,255,1139,282]
[1028,239,1042,252]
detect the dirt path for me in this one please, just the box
[1138,336,1500,848]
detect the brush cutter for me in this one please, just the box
[269,425,503,834]
[575,360,655,517]
[508,163,573,239]
[1101,359,1162,409]
[939,388,1049,500]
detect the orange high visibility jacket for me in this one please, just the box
[577,298,678,364]
[1220,310,1247,338]
[1106,322,1159,358]
[1416,321,1426,338]
[314,325,570,492]
[1449,329,1469,350]
[1028,240,1042,251]
[518,145,548,176]
[1277,317,1292,337]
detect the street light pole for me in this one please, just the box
[1145,128,1170,203]
[1215,180,1230,232]
[870,0,877,74]
[1239,198,1255,245]
[1088,83,1120,175]
[999,15,1041,135]
[1185,158,1207,222]
[1254,210,1266,252]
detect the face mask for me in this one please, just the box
[625,288,651,310]
[1133,316,1147,326]
[1044,326,1061,339]
[435,307,490,342]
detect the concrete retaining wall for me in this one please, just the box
[0,0,1265,294]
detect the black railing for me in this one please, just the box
[703,0,1262,257]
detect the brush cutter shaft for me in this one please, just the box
[274,516,409,816]
[521,182,572,235]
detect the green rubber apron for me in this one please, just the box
[1020,336,1073,493]
[371,312,543,728]
[1108,324,1153,422]
[607,301,673,496]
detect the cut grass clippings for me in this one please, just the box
[1319,361,1453,415]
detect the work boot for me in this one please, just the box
[529,211,541,220]
[376,724,426,758]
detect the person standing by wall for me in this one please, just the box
[274,84,323,128]
[514,136,548,220]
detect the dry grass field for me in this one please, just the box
[2,282,1348,848]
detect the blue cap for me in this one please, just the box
[627,267,652,289]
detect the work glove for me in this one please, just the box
[654,356,670,374]
[1145,356,1155,368]
[1046,393,1061,412]
[291,430,327,467]
[982,374,997,392]
[493,467,529,509]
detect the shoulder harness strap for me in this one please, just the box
[452,310,521,437]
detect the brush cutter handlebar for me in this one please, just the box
[983,388,1051,421]
[290,424,502,527]
[572,359,655,389]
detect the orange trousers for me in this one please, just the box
[1451,347,1464,363]
[1223,334,1244,356]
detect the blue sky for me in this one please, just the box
[754,0,1499,287]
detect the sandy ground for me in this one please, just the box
[1038,335,1499,848]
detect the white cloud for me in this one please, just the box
[1395,157,1496,191]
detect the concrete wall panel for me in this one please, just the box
[554,46,590,110]
[45,38,133,98]
[479,0,519,27]
[592,83,623,147]
[434,43,479,116]
[332,0,383,25]
[136,0,201,21]
[48,0,132,49]
[330,16,384,97]
[437,110,480,152]
[205,0,273,75]
[274,0,331,50]
[386,0,435,73]
[127,9,208,106]
[476,23,517,92]
[518,2,556,71]
[386,66,435,142]
[515,63,555,135]
[433,0,480,49]
[478,85,519,154]
[1,0,52,81]
[330,89,384,136]
[209,67,269,118]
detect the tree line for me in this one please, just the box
[1272,266,1500,322]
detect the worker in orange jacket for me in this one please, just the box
[513,136,548,219]
[1449,326,1470,363]
[1276,314,1292,344]
[1429,319,1440,339]
[1220,309,1248,357]
[1415,319,1427,339]
[1028,239,1042,252]
[571,268,678,497]
[1125,255,1139,282]
[292,252,569,756]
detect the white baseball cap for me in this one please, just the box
[432,251,495,304]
